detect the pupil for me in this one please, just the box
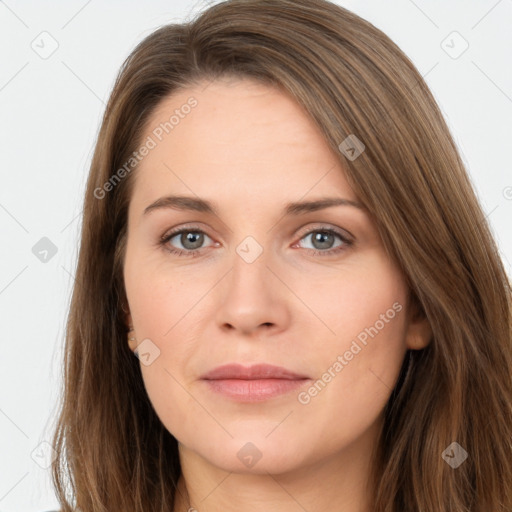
[183,232,203,250]
[314,232,333,249]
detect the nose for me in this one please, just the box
[214,245,291,337]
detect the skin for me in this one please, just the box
[123,76,431,512]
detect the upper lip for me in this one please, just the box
[200,363,309,380]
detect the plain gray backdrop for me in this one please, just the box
[1,0,511,510]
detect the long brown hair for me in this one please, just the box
[50,1,512,510]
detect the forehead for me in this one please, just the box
[144,77,331,154]
[131,77,357,210]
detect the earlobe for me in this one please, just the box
[405,315,432,350]
[127,322,138,352]
[123,307,137,352]
[405,295,432,350]
[128,333,138,352]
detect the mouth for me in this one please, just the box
[200,363,311,402]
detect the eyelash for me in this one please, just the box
[159,224,353,258]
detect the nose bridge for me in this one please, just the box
[230,234,275,301]
[213,233,289,334]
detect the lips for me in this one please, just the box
[200,363,309,380]
[200,363,311,402]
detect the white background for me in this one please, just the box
[0,0,511,510]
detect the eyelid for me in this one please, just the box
[160,222,353,245]
[159,223,210,242]
[294,222,354,242]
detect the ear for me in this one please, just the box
[125,311,133,329]
[127,319,138,352]
[404,293,432,350]
[122,303,137,352]
[128,335,138,352]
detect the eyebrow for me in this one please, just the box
[143,195,364,217]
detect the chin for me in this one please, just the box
[194,435,311,475]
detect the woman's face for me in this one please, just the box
[123,77,429,475]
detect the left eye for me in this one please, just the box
[162,229,214,253]
[160,227,352,257]
[296,229,349,252]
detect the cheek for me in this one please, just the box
[295,251,408,345]
[294,255,409,423]
[123,251,206,430]
[123,244,196,338]
[298,311,407,455]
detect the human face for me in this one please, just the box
[123,77,417,475]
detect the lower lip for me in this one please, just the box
[202,378,310,402]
